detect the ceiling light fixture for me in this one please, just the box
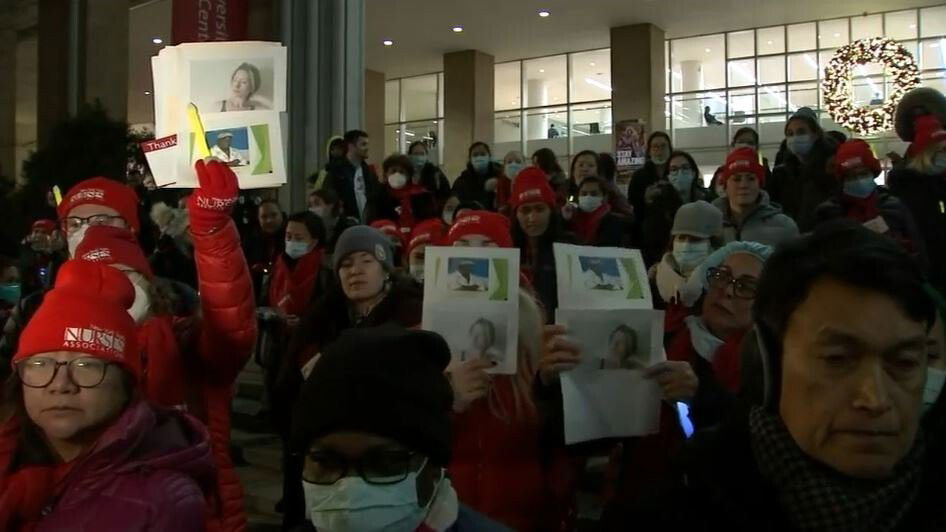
[590,62,596,67]
[767,40,773,45]
[151,37,163,44]
[584,77,613,92]
[539,69,545,73]
[833,32,840,38]
[452,25,464,33]
[910,23,917,29]
[144,91,151,95]
[382,39,394,46]
[704,48,711,53]
[538,10,550,17]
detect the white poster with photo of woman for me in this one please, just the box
[421,247,520,375]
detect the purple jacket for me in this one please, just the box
[34,400,215,532]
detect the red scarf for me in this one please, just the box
[495,176,512,211]
[389,184,429,233]
[570,203,612,245]
[138,316,186,409]
[268,249,324,317]
[840,192,881,223]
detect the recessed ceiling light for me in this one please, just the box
[144,91,151,95]
[539,69,545,73]
[590,62,596,67]
[767,40,773,45]
[382,39,394,46]
[833,32,840,38]
[151,37,163,44]
[452,25,464,33]
[538,9,550,17]
[910,23,917,29]
[704,48,711,53]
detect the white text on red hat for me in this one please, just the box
[63,326,126,359]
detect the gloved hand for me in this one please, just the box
[188,158,239,234]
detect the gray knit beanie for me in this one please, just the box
[332,225,395,271]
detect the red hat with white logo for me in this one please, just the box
[833,139,882,179]
[446,210,513,248]
[510,167,556,210]
[58,177,141,234]
[721,147,766,188]
[370,219,406,249]
[406,219,445,258]
[74,225,154,280]
[910,114,946,156]
[31,219,57,234]
[13,260,140,379]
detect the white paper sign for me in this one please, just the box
[422,246,520,375]
[554,243,653,310]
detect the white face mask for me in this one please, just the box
[67,225,90,257]
[578,195,604,213]
[310,206,327,218]
[409,263,425,282]
[442,209,456,225]
[505,162,525,180]
[787,134,814,157]
[388,173,408,190]
[672,240,711,273]
[924,367,946,415]
[128,278,151,324]
[286,240,313,259]
[668,169,696,194]
[304,460,441,532]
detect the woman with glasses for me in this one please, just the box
[0,260,213,531]
[713,147,799,248]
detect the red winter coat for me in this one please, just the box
[388,184,437,236]
[448,378,570,531]
[141,220,257,532]
[0,401,214,532]
[268,249,324,317]
[570,202,612,244]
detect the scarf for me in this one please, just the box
[570,202,612,245]
[684,315,725,362]
[840,192,881,223]
[655,255,687,304]
[416,477,459,532]
[749,406,924,532]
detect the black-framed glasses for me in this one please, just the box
[302,449,419,486]
[706,267,759,299]
[61,214,125,233]
[16,357,112,388]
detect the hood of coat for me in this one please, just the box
[713,190,785,223]
[64,400,214,493]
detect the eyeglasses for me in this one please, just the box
[302,449,419,486]
[16,357,112,388]
[706,267,759,299]
[61,214,125,233]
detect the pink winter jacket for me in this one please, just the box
[27,400,215,532]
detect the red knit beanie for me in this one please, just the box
[911,115,946,156]
[58,177,141,234]
[13,260,140,379]
[834,139,882,179]
[446,210,513,248]
[721,147,766,188]
[32,219,57,234]
[74,226,154,280]
[370,219,405,248]
[511,167,556,210]
[406,219,445,258]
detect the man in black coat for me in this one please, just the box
[618,222,946,531]
[322,129,383,222]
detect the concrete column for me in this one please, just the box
[83,0,129,121]
[610,23,666,137]
[443,49,494,180]
[527,79,549,137]
[0,2,17,181]
[36,0,69,146]
[364,69,385,159]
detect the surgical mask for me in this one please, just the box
[787,134,814,157]
[410,154,428,169]
[471,155,491,173]
[442,209,456,225]
[67,225,89,257]
[0,283,21,305]
[578,195,604,213]
[652,153,669,165]
[409,263,425,283]
[842,176,877,199]
[128,280,151,324]
[733,142,755,151]
[923,367,946,415]
[930,153,946,175]
[286,240,313,259]
[668,169,696,194]
[505,162,524,180]
[388,173,408,190]
[309,206,327,218]
[672,240,710,273]
[304,460,441,532]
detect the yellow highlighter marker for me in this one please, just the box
[53,186,62,206]
[187,103,211,159]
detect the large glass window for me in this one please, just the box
[570,49,612,103]
[523,55,567,108]
[385,74,444,162]
[886,10,918,41]
[757,27,785,55]
[495,62,521,111]
[671,34,726,91]
[788,23,817,52]
[401,75,438,122]
[922,6,946,38]
[852,14,883,41]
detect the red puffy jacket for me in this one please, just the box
[141,220,257,532]
[448,378,571,531]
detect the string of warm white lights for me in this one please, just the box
[822,37,920,136]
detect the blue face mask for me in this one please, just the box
[471,155,491,173]
[0,283,20,305]
[410,154,428,170]
[505,162,525,180]
[842,176,877,199]
[668,169,696,194]
[285,241,313,259]
[787,134,814,157]
[924,367,946,415]
[303,459,442,532]
[931,153,946,176]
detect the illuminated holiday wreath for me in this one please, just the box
[822,37,920,135]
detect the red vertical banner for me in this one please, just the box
[171,0,249,45]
